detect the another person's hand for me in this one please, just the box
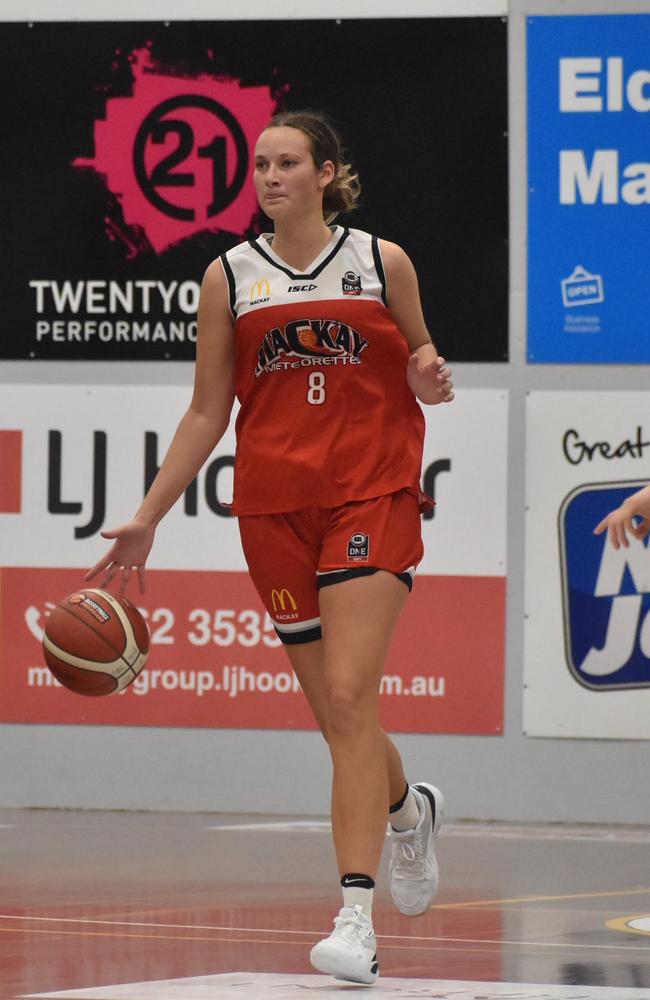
[85,517,155,597]
[594,484,650,550]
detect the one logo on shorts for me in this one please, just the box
[347,532,370,562]
[271,587,298,621]
[342,271,362,295]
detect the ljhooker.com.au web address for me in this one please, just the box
[27,665,446,699]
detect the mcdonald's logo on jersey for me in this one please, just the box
[250,280,271,306]
[271,588,299,620]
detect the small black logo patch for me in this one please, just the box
[342,270,362,295]
[287,283,317,293]
[347,532,370,562]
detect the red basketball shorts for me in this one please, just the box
[237,487,428,645]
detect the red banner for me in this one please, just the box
[0,567,504,733]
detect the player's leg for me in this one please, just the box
[309,569,405,985]
[321,570,407,879]
[239,501,441,985]
[310,489,443,984]
[283,639,410,806]
[238,508,409,801]
[318,489,443,918]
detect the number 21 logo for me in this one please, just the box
[133,96,249,221]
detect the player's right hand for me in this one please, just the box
[85,517,155,597]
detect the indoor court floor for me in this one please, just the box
[2,808,650,999]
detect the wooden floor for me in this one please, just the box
[2,809,650,998]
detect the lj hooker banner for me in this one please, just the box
[528,14,650,363]
[524,391,650,739]
[0,386,507,733]
[0,19,507,362]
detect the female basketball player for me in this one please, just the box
[594,482,650,549]
[87,110,454,986]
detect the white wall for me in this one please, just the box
[6,1,507,21]
[2,0,650,824]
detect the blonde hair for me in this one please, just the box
[266,109,361,222]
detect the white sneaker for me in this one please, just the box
[389,783,444,916]
[310,904,379,984]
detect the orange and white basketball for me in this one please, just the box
[42,589,149,696]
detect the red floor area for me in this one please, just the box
[1,811,649,998]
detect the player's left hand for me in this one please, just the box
[434,356,454,402]
[407,353,455,405]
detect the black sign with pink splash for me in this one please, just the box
[0,19,507,361]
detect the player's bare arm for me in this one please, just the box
[380,239,454,405]
[86,260,236,594]
[594,482,650,550]
[135,258,236,528]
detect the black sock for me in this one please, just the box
[389,782,410,814]
[341,873,375,890]
[340,873,375,916]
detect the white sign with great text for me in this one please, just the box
[525,391,650,739]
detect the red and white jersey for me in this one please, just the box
[220,225,425,515]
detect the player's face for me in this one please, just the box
[253,127,333,218]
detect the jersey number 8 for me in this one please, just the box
[307,372,326,405]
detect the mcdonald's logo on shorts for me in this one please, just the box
[271,587,298,620]
[250,279,271,305]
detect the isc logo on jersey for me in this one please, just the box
[559,482,650,690]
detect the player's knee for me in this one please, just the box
[326,686,375,740]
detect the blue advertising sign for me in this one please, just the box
[528,15,650,363]
[559,481,650,690]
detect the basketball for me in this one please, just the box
[42,589,150,696]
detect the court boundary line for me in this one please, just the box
[434,887,650,907]
[3,882,648,934]
[1,915,648,953]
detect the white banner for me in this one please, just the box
[0,386,507,577]
[524,391,650,739]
